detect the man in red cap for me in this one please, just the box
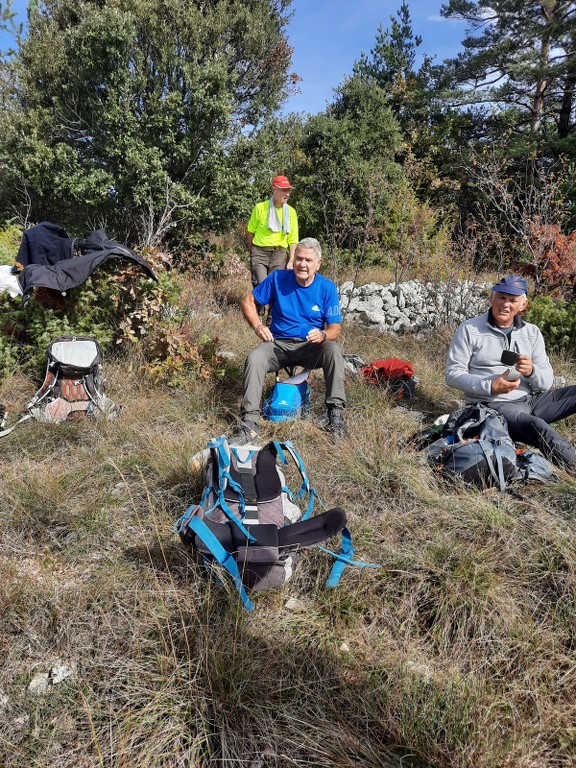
[246,175,299,289]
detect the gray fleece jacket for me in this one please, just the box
[445,311,554,404]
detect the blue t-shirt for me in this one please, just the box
[253,270,342,339]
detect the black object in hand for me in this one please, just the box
[500,350,519,366]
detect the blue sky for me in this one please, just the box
[1,0,468,116]
[284,0,467,115]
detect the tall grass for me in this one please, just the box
[1,278,576,767]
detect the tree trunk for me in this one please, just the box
[531,4,553,133]
[558,29,576,139]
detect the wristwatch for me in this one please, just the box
[321,331,327,342]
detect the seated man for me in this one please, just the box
[446,275,576,468]
[234,237,346,443]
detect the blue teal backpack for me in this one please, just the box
[263,370,310,422]
[175,436,379,611]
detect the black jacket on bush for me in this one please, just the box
[16,224,157,300]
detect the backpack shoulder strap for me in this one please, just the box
[0,413,33,438]
[204,435,256,541]
[27,362,59,409]
[187,516,254,611]
[274,440,324,520]
[320,527,382,587]
[478,439,508,492]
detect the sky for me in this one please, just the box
[1,0,469,117]
[283,0,467,115]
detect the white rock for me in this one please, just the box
[339,281,355,295]
[28,673,49,696]
[50,664,75,685]
[285,597,305,611]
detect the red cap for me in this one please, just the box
[272,175,293,189]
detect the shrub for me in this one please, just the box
[143,325,226,390]
[528,222,576,298]
[0,333,20,376]
[0,245,228,383]
[0,222,22,266]
[525,295,576,350]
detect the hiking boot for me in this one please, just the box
[230,419,260,446]
[325,406,346,439]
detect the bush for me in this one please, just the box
[0,222,22,266]
[525,295,576,350]
[0,245,228,383]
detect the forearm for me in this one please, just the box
[240,292,261,330]
[445,367,494,398]
[247,232,254,252]
[241,292,273,342]
[445,327,493,398]
[324,323,340,341]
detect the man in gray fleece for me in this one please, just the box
[446,275,576,468]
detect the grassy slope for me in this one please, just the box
[1,278,576,768]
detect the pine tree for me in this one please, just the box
[441,0,576,156]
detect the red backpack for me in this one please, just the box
[360,358,416,400]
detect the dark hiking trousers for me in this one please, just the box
[250,245,287,288]
[491,385,576,468]
[241,339,346,424]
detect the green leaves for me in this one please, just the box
[0,0,294,244]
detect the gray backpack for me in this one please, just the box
[515,449,558,483]
[175,436,377,611]
[426,404,518,491]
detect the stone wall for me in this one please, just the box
[339,279,492,334]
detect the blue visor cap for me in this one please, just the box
[491,275,529,297]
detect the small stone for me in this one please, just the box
[13,715,30,729]
[50,664,75,685]
[28,673,49,696]
[340,642,350,652]
[285,597,305,611]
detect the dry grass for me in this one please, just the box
[1,277,576,767]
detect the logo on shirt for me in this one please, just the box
[311,304,321,312]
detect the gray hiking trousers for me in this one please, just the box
[491,385,576,468]
[241,339,347,424]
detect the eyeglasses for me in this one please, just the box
[273,187,291,194]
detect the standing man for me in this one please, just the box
[233,237,346,444]
[247,175,299,288]
[446,275,576,468]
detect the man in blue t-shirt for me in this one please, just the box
[234,237,347,442]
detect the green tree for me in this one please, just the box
[0,0,294,244]
[440,0,576,158]
[354,1,431,126]
[293,75,403,272]
[352,2,465,208]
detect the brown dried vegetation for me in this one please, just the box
[0,279,576,768]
